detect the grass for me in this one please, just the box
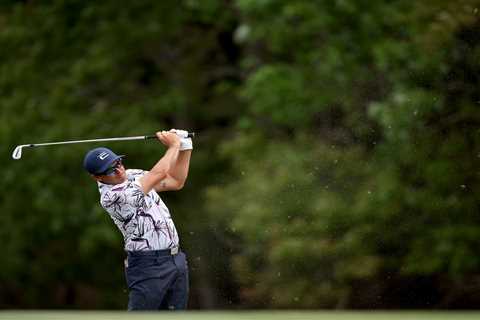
[0,311,479,320]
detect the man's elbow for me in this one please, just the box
[174,180,185,190]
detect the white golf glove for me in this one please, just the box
[172,129,193,151]
[171,129,189,138]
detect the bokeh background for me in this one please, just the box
[1,0,479,310]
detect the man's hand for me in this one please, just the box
[156,131,181,148]
[170,129,193,151]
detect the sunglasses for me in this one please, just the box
[99,160,123,176]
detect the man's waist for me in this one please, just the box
[126,246,179,257]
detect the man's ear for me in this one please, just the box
[91,174,102,182]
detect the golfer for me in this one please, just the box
[83,129,192,310]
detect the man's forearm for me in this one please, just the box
[139,144,180,194]
[167,150,192,184]
[151,145,180,176]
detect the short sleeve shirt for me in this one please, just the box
[98,169,179,251]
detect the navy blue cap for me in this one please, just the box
[83,147,124,175]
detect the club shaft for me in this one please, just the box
[29,132,194,147]
[30,136,149,147]
[12,132,195,159]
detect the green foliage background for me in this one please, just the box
[1,0,479,309]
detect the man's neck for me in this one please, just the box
[100,176,127,185]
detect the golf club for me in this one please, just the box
[12,132,195,160]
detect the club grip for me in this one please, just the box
[145,132,195,139]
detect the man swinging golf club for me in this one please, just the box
[83,129,192,310]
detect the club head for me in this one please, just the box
[12,145,29,160]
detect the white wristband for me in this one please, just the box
[180,137,193,151]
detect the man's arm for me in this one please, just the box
[139,131,181,194]
[154,149,192,192]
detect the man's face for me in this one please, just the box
[93,160,127,185]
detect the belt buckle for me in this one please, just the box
[170,247,179,255]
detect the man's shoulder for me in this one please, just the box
[99,186,123,208]
[98,180,127,203]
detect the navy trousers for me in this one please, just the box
[124,249,189,310]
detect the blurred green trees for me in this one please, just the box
[1,0,479,309]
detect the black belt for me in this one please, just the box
[127,246,179,257]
